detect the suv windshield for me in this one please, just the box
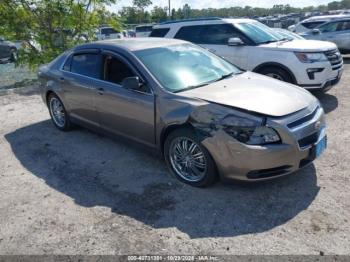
[301,21,326,29]
[134,44,241,93]
[235,21,285,44]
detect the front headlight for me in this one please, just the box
[221,116,281,145]
[295,52,327,63]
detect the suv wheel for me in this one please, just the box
[259,67,293,83]
[164,128,217,187]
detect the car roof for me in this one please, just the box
[74,38,187,52]
[154,17,255,28]
[320,17,350,23]
[135,24,154,27]
[304,14,350,22]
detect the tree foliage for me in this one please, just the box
[132,0,152,22]
[0,0,120,68]
[120,0,350,24]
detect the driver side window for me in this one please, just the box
[102,54,150,93]
[102,55,135,85]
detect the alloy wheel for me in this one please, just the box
[49,97,66,128]
[169,137,207,182]
[266,73,284,81]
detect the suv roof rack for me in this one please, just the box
[158,17,223,25]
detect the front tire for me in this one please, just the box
[164,128,217,187]
[259,66,293,83]
[47,93,72,131]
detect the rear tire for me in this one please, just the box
[47,93,72,131]
[258,66,293,83]
[164,128,217,187]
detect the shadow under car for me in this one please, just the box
[5,120,320,239]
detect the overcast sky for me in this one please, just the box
[109,0,335,12]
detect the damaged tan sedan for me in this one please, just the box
[38,38,327,187]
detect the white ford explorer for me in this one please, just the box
[150,18,344,91]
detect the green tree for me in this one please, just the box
[133,0,152,22]
[119,6,138,24]
[151,6,168,23]
[0,0,120,69]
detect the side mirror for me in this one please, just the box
[0,37,4,42]
[122,76,142,91]
[312,29,321,35]
[228,37,244,46]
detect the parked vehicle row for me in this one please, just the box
[288,14,350,33]
[38,37,328,187]
[301,18,350,54]
[96,25,152,40]
[151,18,343,91]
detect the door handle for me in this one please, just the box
[59,77,65,82]
[208,49,216,53]
[98,87,104,95]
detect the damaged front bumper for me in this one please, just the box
[198,106,326,181]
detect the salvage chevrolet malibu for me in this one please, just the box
[38,38,327,187]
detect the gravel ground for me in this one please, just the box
[0,58,349,255]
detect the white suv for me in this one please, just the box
[96,27,124,40]
[151,18,343,91]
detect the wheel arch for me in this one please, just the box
[253,62,297,84]
[45,90,55,106]
[45,90,65,108]
[160,123,195,156]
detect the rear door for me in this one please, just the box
[60,50,101,126]
[174,24,251,69]
[93,51,155,146]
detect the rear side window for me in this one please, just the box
[62,55,72,71]
[301,21,325,29]
[175,24,248,45]
[70,53,100,78]
[174,26,200,42]
[149,28,170,37]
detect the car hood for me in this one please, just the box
[180,72,317,117]
[260,39,337,52]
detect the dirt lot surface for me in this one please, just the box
[0,58,350,255]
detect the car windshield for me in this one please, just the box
[274,29,304,40]
[301,21,326,29]
[134,44,241,93]
[235,21,285,44]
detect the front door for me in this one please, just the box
[93,51,155,146]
